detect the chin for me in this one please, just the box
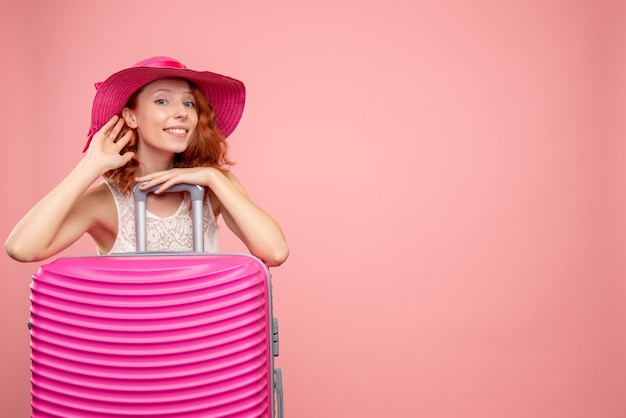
[169,141,192,153]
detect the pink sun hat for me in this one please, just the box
[84,56,246,152]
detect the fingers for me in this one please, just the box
[107,117,126,142]
[135,168,210,195]
[136,170,183,194]
[95,115,126,141]
[96,115,120,139]
[121,151,136,164]
[100,115,120,132]
[136,172,167,192]
[114,129,134,150]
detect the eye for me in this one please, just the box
[155,99,167,105]
[184,101,196,108]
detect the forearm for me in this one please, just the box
[5,157,103,262]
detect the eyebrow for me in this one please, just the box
[150,88,193,95]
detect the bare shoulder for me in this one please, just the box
[82,182,113,204]
[223,169,239,182]
[208,170,247,217]
[79,182,117,231]
[223,170,247,193]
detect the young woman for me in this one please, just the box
[5,56,289,267]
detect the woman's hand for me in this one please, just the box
[86,115,135,172]
[135,166,216,193]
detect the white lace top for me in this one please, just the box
[102,180,219,254]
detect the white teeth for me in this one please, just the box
[165,128,186,134]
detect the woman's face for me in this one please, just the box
[124,78,199,154]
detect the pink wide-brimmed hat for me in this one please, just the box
[84,56,246,152]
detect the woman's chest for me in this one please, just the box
[146,192,185,218]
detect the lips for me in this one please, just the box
[164,128,188,135]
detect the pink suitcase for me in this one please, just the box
[28,184,284,417]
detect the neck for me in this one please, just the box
[134,150,176,177]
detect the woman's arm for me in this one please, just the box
[207,169,289,266]
[136,167,289,266]
[5,116,135,262]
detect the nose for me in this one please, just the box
[173,102,189,120]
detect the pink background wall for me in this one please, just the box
[1,1,625,417]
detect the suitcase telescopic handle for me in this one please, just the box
[132,182,205,252]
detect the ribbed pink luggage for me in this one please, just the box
[28,184,284,418]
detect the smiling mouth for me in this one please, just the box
[164,128,187,135]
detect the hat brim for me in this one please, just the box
[85,66,245,152]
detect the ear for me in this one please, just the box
[122,108,138,129]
